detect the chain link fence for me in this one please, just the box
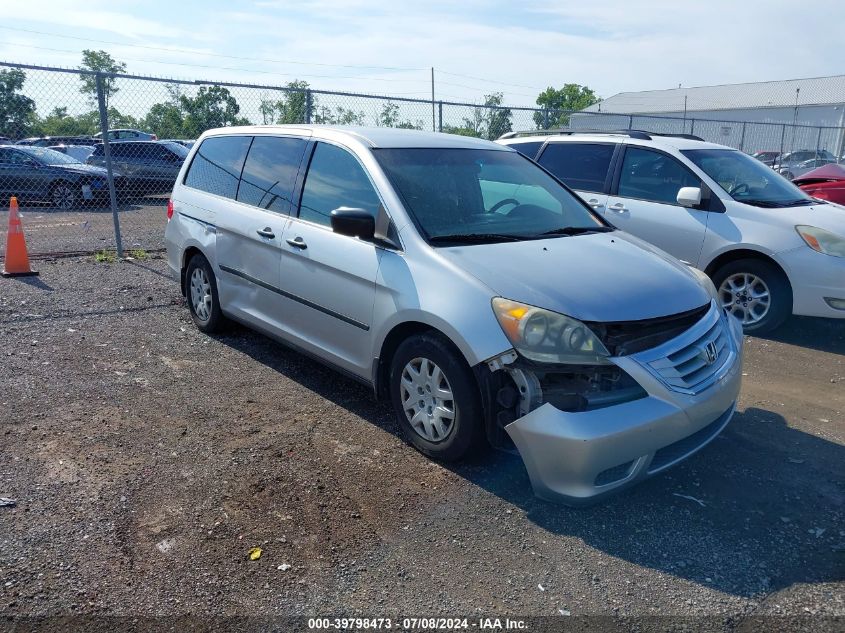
[1,61,844,258]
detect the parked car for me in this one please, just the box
[772,149,837,177]
[751,150,780,167]
[0,145,114,208]
[87,140,185,194]
[160,139,196,149]
[165,125,743,505]
[498,130,845,332]
[777,157,836,180]
[92,128,157,141]
[48,144,95,163]
[793,163,845,205]
[16,136,96,147]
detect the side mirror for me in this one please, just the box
[330,207,375,240]
[677,186,702,208]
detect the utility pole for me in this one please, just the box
[431,67,436,132]
[790,87,800,152]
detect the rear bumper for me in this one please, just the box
[505,307,744,505]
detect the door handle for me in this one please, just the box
[608,203,627,213]
[587,198,604,210]
[256,227,275,239]
[286,236,307,249]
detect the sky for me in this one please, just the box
[0,0,843,108]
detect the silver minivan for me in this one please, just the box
[165,125,743,504]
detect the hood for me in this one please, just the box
[793,163,845,184]
[49,163,110,177]
[436,232,711,322]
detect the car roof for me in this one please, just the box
[500,131,733,152]
[202,125,512,151]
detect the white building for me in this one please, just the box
[572,75,845,156]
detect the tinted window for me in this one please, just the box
[374,148,604,241]
[617,147,700,205]
[185,136,252,199]
[509,141,542,159]
[538,142,615,193]
[298,142,381,227]
[237,136,307,214]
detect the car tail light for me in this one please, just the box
[167,199,174,220]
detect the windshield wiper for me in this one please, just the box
[538,226,614,236]
[782,198,820,207]
[739,199,786,208]
[428,233,526,244]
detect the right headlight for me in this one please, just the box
[795,225,845,258]
[492,297,611,365]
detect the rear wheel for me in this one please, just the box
[389,333,484,461]
[712,258,791,334]
[185,253,226,333]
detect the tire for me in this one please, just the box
[712,258,792,334]
[389,332,485,462]
[50,180,76,210]
[185,253,226,333]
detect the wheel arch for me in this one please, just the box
[703,247,791,290]
[180,245,206,296]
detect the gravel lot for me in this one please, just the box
[0,254,843,629]
[1,198,167,257]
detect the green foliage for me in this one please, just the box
[482,92,512,140]
[34,107,98,137]
[179,86,250,137]
[314,105,366,125]
[376,102,423,130]
[0,69,36,139]
[94,249,117,263]
[78,50,127,108]
[533,84,599,129]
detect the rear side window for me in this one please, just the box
[298,142,381,227]
[184,136,252,200]
[538,142,615,193]
[237,136,308,214]
[509,141,542,159]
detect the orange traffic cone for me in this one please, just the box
[2,197,38,277]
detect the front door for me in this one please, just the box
[277,141,383,377]
[606,145,709,265]
[536,141,616,214]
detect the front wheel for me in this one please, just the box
[51,181,76,209]
[389,333,485,461]
[712,258,792,334]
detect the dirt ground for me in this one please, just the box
[0,254,843,629]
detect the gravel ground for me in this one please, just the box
[1,198,167,257]
[0,255,843,629]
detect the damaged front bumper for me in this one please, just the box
[495,304,744,505]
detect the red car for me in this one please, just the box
[793,163,845,205]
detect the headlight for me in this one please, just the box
[795,225,845,258]
[492,298,611,365]
[686,265,718,301]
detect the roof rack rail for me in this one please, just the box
[498,129,704,142]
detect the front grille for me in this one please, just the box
[586,303,710,356]
[636,306,734,395]
[648,405,734,473]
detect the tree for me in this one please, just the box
[376,102,422,129]
[34,107,98,137]
[482,92,512,140]
[179,86,249,137]
[314,105,365,125]
[0,69,36,139]
[533,84,599,129]
[78,50,127,108]
[142,85,186,138]
[276,80,310,124]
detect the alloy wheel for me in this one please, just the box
[718,272,771,326]
[189,267,213,322]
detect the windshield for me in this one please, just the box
[160,141,189,158]
[20,146,82,166]
[373,148,606,243]
[682,148,814,208]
